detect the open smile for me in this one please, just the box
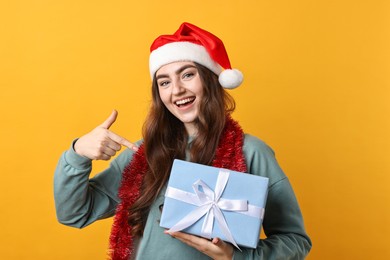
[174,97,195,107]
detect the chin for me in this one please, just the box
[175,113,198,123]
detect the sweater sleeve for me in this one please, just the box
[233,134,312,259]
[53,140,135,228]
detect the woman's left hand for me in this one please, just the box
[165,231,234,260]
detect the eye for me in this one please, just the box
[182,72,195,80]
[158,80,170,87]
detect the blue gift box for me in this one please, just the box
[160,159,269,249]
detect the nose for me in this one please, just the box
[172,79,185,95]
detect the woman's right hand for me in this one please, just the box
[74,110,138,160]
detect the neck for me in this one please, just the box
[184,122,198,136]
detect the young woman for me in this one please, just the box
[54,22,311,260]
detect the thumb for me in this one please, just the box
[100,110,118,129]
[211,238,221,245]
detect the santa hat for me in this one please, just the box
[149,22,243,89]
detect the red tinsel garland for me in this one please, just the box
[109,116,247,260]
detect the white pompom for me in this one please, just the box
[218,69,243,89]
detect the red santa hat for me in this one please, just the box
[149,22,243,89]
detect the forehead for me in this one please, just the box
[156,61,196,76]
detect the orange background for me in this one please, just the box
[1,1,389,259]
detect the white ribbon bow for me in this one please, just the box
[166,170,247,249]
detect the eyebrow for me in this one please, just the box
[156,64,197,80]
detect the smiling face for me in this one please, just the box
[156,61,204,136]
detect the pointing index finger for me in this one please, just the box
[108,131,138,151]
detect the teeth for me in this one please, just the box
[175,98,194,106]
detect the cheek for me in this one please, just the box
[158,89,171,106]
[195,86,204,100]
[195,79,205,97]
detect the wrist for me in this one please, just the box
[66,139,92,168]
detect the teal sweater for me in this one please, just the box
[54,134,311,259]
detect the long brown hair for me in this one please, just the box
[128,63,236,236]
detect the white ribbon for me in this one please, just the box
[165,170,263,250]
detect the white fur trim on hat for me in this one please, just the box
[149,41,222,79]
